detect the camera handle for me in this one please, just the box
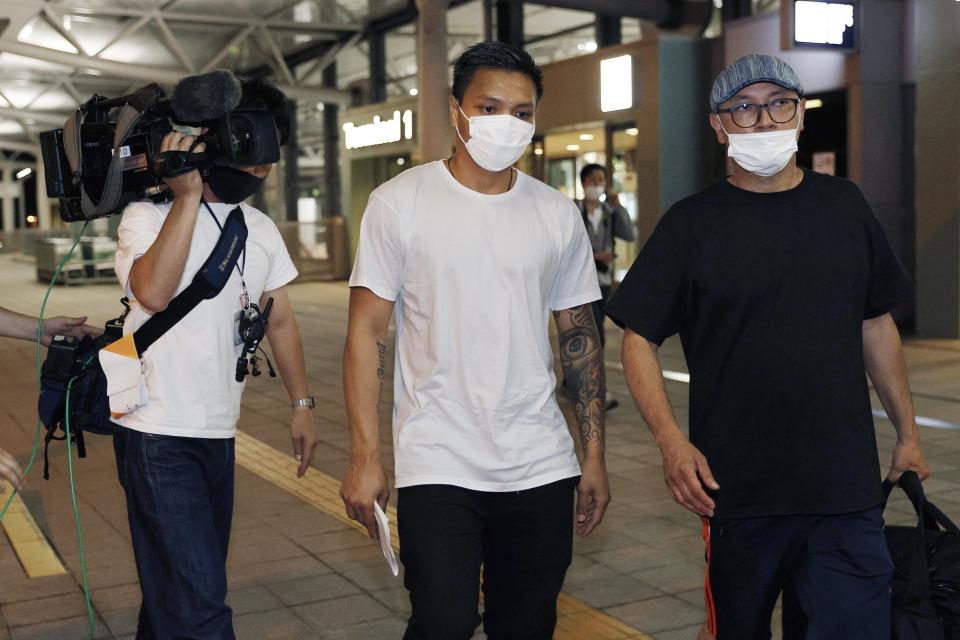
[152,149,210,179]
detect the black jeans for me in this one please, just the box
[398,477,579,640]
[113,429,236,640]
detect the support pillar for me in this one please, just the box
[495,0,524,49]
[368,30,387,104]
[36,160,51,229]
[482,0,493,41]
[284,100,299,222]
[596,14,621,47]
[1,169,16,232]
[322,63,342,219]
[721,0,751,21]
[415,0,451,163]
[913,0,960,336]
[847,1,908,322]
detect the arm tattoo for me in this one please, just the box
[376,340,387,410]
[554,305,605,449]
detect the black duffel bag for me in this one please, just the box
[883,470,960,639]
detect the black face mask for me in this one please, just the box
[206,166,265,204]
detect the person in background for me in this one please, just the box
[577,163,635,411]
[0,306,103,490]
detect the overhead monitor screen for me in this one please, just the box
[792,0,856,50]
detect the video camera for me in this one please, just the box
[39,70,281,222]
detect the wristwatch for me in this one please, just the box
[291,396,316,410]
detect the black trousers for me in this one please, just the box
[397,477,579,640]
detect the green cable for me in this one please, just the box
[0,221,96,639]
[0,221,87,519]
[65,376,96,639]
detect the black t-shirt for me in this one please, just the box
[605,170,913,519]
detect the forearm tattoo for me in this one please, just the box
[376,339,387,410]
[554,305,605,449]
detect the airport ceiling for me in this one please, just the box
[0,0,643,168]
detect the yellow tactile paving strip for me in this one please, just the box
[0,481,67,578]
[235,431,653,640]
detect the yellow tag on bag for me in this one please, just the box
[98,334,147,418]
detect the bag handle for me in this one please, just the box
[924,500,960,534]
[883,471,934,601]
[883,470,958,532]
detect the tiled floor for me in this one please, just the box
[1,253,959,639]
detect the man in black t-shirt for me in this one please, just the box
[606,54,930,639]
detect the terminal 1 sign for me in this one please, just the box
[783,0,857,52]
[342,109,415,150]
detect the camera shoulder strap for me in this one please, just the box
[132,205,248,357]
[62,84,164,220]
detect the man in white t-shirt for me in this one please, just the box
[340,42,611,640]
[112,79,319,639]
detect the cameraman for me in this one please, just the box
[111,79,318,639]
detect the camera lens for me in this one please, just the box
[229,115,256,164]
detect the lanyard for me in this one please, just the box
[202,198,249,307]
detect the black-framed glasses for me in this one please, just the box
[716,98,801,129]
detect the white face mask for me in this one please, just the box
[456,105,535,172]
[720,115,802,177]
[584,185,605,201]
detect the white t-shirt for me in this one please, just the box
[588,205,603,235]
[349,161,601,492]
[113,199,298,438]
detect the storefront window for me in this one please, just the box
[542,127,606,199]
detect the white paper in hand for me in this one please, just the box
[373,502,399,577]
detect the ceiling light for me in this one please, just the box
[26,215,38,224]
[409,88,418,96]
[805,98,823,109]
[794,1,855,46]
[534,148,543,155]
[579,133,594,141]
[396,157,406,165]
[566,144,580,152]
[18,20,35,41]
[625,127,639,136]
[16,167,32,179]
[601,55,633,113]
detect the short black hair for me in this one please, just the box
[239,78,291,146]
[580,163,607,184]
[452,41,544,104]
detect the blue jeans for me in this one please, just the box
[113,428,236,640]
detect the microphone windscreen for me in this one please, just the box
[171,70,242,122]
